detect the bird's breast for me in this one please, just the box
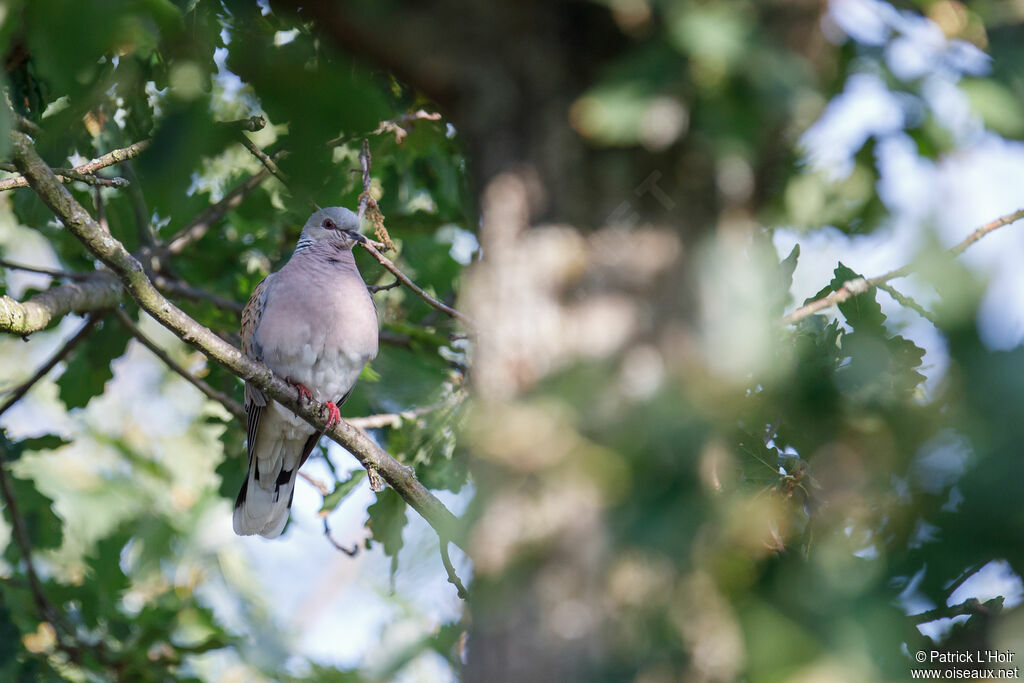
[254,264,378,403]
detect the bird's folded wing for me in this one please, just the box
[241,273,274,458]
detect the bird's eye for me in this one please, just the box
[322,219,336,230]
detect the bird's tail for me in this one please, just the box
[232,439,303,538]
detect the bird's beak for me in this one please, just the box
[344,229,367,244]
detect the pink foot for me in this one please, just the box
[286,377,314,404]
[323,401,341,429]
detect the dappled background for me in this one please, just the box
[2,0,1024,681]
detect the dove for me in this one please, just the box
[233,207,379,538]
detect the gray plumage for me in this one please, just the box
[233,207,379,538]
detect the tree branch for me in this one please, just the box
[357,138,372,222]
[359,240,470,325]
[0,258,92,281]
[0,161,129,189]
[238,134,288,184]
[909,598,997,624]
[11,129,464,548]
[218,115,268,133]
[326,109,443,147]
[346,400,455,430]
[120,161,156,250]
[0,140,149,192]
[112,307,246,423]
[0,272,121,335]
[367,279,401,293]
[151,274,245,315]
[163,166,272,255]
[0,434,121,667]
[351,140,464,321]
[0,314,101,418]
[0,439,64,628]
[440,537,468,599]
[299,470,331,495]
[323,518,360,556]
[877,283,937,325]
[783,207,1024,325]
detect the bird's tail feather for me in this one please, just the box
[233,440,302,538]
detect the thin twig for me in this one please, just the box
[219,115,267,133]
[359,240,470,325]
[0,437,117,666]
[372,109,443,144]
[439,537,468,599]
[350,140,464,321]
[945,564,982,598]
[152,274,245,315]
[0,140,149,192]
[0,314,102,418]
[11,110,41,136]
[357,139,372,222]
[367,279,401,293]
[910,598,990,624]
[113,307,245,422]
[0,162,129,188]
[783,207,1024,325]
[326,110,442,147]
[346,400,453,430]
[355,140,395,251]
[0,440,66,632]
[55,169,129,188]
[238,134,288,184]
[323,518,360,556]
[120,161,156,250]
[94,185,109,234]
[298,470,331,495]
[877,283,938,324]
[163,166,273,255]
[0,258,92,281]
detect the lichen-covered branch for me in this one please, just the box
[11,129,463,547]
[0,140,149,192]
[0,161,128,188]
[0,272,121,335]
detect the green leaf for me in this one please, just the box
[77,524,132,628]
[57,316,131,410]
[960,78,1024,138]
[14,435,70,453]
[287,664,364,683]
[769,243,799,316]
[0,602,20,666]
[319,469,366,515]
[830,262,886,333]
[365,488,407,558]
[358,364,381,383]
[2,468,63,554]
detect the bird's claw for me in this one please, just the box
[323,401,341,430]
[286,377,314,404]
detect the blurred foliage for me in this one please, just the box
[0,0,1023,681]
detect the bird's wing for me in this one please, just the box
[241,273,274,459]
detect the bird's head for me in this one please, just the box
[300,206,366,250]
